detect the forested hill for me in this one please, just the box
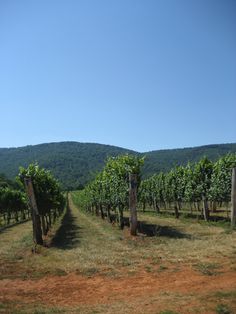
[142,143,236,178]
[0,142,134,189]
[0,141,235,189]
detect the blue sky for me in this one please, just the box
[0,0,235,152]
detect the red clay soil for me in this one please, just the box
[0,265,236,313]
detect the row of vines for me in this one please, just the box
[0,164,65,241]
[74,155,144,231]
[75,154,236,229]
[139,154,236,221]
[18,164,65,239]
[0,188,28,226]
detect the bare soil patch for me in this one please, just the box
[1,265,236,313]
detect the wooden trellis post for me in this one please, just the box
[24,177,43,245]
[231,168,236,228]
[129,173,138,236]
[202,196,209,221]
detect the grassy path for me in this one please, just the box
[45,194,134,275]
[1,193,235,277]
[0,194,236,313]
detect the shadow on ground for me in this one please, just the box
[123,217,191,238]
[140,209,230,223]
[138,222,192,238]
[0,219,30,233]
[51,206,81,250]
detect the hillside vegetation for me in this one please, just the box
[142,143,236,177]
[0,142,134,189]
[0,141,236,189]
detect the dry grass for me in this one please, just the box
[49,197,236,276]
[0,193,236,313]
[1,289,236,314]
[1,194,236,277]
[0,220,32,256]
[132,210,236,266]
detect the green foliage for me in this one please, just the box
[138,154,236,214]
[0,173,12,188]
[209,154,236,203]
[0,142,136,190]
[142,143,236,178]
[0,187,27,225]
[0,173,20,189]
[0,142,235,190]
[76,155,144,228]
[193,157,213,199]
[18,163,65,216]
[184,163,197,203]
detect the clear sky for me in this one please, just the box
[0,0,235,152]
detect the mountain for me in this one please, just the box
[0,142,235,189]
[0,142,135,189]
[141,143,236,178]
